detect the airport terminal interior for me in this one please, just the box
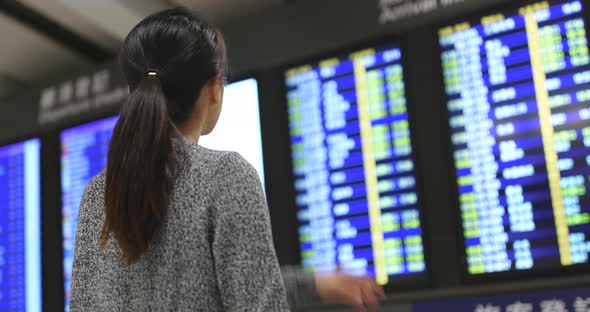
[1,0,590,311]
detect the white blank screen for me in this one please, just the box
[199,78,265,186]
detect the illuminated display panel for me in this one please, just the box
[440,0,590,275]
[61,116,117,311]
[286,44,427,286]
[0,139,42,312]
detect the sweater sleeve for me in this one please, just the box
[281,266,321,309]
[212,152,290,311]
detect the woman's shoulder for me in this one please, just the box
[84,170,106,199]
[209,150,256,178]
[77,170,107,221]
[174,139,262,201]
[181,140,257,178]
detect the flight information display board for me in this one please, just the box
[440,0,590,275]
[61,116,118,311]
[286,45,427,286]
[0,139,42,312]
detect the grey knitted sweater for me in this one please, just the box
[70,140,317,311]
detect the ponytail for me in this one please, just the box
[101,75,177,264]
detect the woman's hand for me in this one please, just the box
[314,273,386,311]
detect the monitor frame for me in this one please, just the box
[278,35,434,293]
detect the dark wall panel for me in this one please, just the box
[257,70,301,265]
[404,25,463,288]
[221,0,507,75]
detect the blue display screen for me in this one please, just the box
[60,116,118,311]
[0,139,42,312]
[286,45,427,285]
[413,287,590,312]
[440,0,590,275]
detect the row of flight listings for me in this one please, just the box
[1,0,590,311]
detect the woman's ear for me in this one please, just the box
[206,75,224,107]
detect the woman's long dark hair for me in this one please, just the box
[101,8,228,264]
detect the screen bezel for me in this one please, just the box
[434,0,590,284]
[278,35,434,293]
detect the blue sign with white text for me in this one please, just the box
[413,287,590,312]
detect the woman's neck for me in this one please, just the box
[177,122,203,145]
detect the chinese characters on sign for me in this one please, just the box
[378,0,467,24]
[37,67,127,125]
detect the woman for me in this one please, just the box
[70,7,383,311]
